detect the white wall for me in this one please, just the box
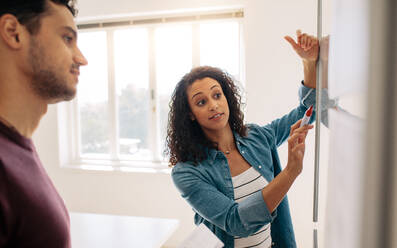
[33,0,332,247]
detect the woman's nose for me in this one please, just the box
[209,100,218,111]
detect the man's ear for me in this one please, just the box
[0,14,26,50]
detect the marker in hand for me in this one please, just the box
[300,105,313,127]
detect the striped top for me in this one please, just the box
[232,167,272,248]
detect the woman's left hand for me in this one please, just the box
[285,30,319,88]
[284,30,319,62]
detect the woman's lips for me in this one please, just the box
[209,113,223,120]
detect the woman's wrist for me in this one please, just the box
[303,60,317,88]
[285,163,301,179]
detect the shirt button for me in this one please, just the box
[242,151,245,154]
[258,165,262,169]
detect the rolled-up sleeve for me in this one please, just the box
[265,85,315,147]
[237,190,276,229]
[172,165,276,237]
[299,83,316,108]
[300,82,338,127]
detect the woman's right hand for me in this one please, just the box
[261,120,313,212]
[286,120,313,177]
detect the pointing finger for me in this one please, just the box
[284,36,299,51]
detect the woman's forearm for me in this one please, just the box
[261,167,299,213]
[261,112,311,213]
[303,60,317,88]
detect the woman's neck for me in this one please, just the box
[204,125,236,153]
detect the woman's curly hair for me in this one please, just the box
[166,66,247,166]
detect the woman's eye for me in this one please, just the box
[214,93,221,99]
[197,99,205,106]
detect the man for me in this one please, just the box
[0,0,87,247]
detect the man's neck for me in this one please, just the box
[0,101,47,138]
[0,72,48,138]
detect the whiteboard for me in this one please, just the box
[323,0,369,247]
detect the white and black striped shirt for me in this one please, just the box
[232,167,272,248]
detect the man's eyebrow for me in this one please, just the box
[62,26,77,38]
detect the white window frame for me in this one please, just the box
[61,9,245,171]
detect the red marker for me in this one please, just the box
[300,105,313,127]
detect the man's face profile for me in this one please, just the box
[27,1,87,103]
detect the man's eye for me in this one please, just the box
[64,36,73,43]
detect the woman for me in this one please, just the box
[166,31,318,248]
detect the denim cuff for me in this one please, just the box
[237,190,276,229]
[299,83,316,108]
[299,83,338,111]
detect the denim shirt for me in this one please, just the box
[171,85,316,248]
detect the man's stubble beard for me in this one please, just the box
[28,37,76,103]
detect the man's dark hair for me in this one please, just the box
[0,0,77,34]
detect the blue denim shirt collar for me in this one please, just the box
[207,131,247,161]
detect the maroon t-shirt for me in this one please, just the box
[0,121,70,247]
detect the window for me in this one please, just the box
[69,10,244,169]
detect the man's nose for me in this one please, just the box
[75,47,88,66]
